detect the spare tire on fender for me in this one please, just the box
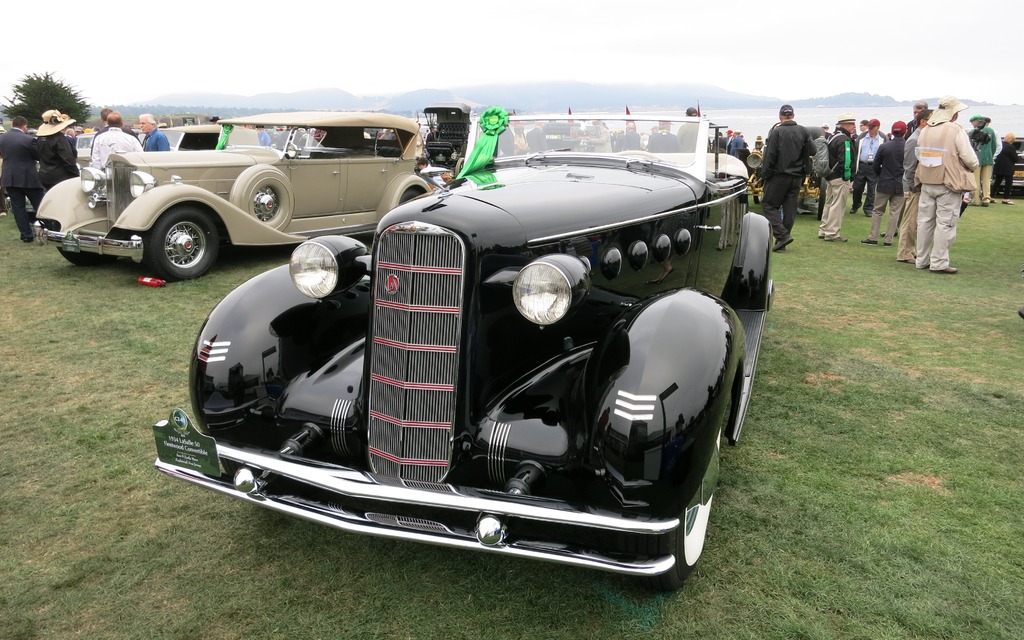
[229,166,294,230]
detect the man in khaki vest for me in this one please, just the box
[914,96,978,274]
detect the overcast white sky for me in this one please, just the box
[1,0,1019,109]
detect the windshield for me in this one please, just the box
[484,116,705,166]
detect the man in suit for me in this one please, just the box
[0,116,45,242]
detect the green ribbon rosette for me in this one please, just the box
[215,124,234,150]
[457,107,509,180]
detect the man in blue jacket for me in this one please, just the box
[139,114,170,152]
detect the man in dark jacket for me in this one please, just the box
[0,116,45,242]
[759,104,814,251]
[819,113,859,242]
[862,121,907,245]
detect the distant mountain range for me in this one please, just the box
[111,83,994,118]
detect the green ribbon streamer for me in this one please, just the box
[843,140,851,181]
[463,172,498,187]
[215,124,234,150]
[457,107,509,180]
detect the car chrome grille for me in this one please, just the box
[106,161,135,224]
[367,222,465,482]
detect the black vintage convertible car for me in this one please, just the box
[153,109,773,590]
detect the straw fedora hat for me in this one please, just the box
[37,109,76,136]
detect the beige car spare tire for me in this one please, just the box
[229,166,294,230]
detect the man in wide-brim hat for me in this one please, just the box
[913,96,978,275]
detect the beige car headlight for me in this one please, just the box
[289,236,369,299]
[81,167,105,193]
[130,171,156,198]
[513,254,591,325]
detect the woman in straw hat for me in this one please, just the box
[36,109,80,191]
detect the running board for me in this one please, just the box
[730,308,767,445]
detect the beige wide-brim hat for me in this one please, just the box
[928,95,969,125]
[836,112,856,124]
[37,109,76,136]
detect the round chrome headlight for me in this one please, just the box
[290,241,338,298]
[129,171,156,198]
[513,255,591,325]
[81,167,105,193]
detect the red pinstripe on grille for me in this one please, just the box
[369,447,449,466]
[374,298,459,314]
[377,261,463,275]
[372,337,457,352]
[370,373,454,392]
[368,410,451,429]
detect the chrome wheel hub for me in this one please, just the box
[252,187,280,222]
[164,221,206,267]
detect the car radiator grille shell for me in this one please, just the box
[367,223,466,482]
[106,162,135,224]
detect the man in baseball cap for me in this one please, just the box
[759,104,814,251]
[852,119,884,217]
[862,121,908,246]
[967,114,997,205]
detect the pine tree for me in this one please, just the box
[3,72,91,127]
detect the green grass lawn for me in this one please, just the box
[1,203,1022,640]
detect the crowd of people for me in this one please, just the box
[0,107,173,242]
[757,98,1018,267]
[753,97,1023,318]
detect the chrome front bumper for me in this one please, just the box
[44,228,144,262]
[155,442,679,577]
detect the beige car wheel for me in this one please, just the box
[229,166,294,230]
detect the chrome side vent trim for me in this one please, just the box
[488,422,512,484]
[367,222,466,482]
[365,512,456,535]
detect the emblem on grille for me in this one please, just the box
[385,273,400,295]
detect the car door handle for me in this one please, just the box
[696,225,722,231]
[332,171,340,175]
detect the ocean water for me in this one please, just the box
[703,105,1024,143]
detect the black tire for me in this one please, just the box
[399,188,423,204]
[638,412,727,591]
[56,249,117,266]
[143,206,220,281]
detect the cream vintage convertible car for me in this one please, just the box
[39,112,430,280]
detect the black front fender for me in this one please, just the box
[586,288,742,517]
[189,265,371,442]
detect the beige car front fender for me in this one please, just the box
[375,173,432,216]
[36,178,108,233]
[114,183,301,246]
